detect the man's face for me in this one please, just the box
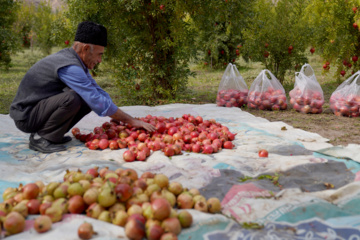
[81,44,104,69]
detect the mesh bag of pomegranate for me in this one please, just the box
[247,69,287,110]
[289,64,324,114]
[216,63,248,108]
[330,71,360,117]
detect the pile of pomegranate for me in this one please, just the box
[0,167,222,239]
[72,114,236,162]
[216,89,248,108]
[330,93,360,117]
[289,88,324,114]
[247,88,287,111]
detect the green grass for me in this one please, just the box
[0,49,45,114]
[0,48,341,114]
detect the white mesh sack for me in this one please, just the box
[247,69,287,111]
[216,63,248,108]
[330,71,360,117]
[289,64,324,114]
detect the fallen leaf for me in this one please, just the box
[324,182,334,189]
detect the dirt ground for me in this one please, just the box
[246,107,360,147]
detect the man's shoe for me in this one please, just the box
[29,136,66,153]
[54,136,72,144]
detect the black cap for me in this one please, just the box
[74,21,107,47]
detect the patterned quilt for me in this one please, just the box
[1,104,360,240]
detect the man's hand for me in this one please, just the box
[131,119,156,132]
[110,108,156,132]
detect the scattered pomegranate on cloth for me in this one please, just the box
[1,104,360,239]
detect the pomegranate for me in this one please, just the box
[168,182,183,196]
[86,203,105,219]
[123,150,136,162]
[202,144,214,154]
[136,150,147,161]
[98,210,111,223]
[67,182,85,197]
[68,195,86,214]
[22,182,40,199]
[223,141,233,149]
[146,223,164,240]
[145,184,161,197]
[193,195,206,203]
[45,206,63,222]
[177,210,193,228]
[114,183,133,202]
[35,180,45,192]
[109,140,119,150]
[160,232,179,240]
[128,213,146,225]
[154,174,169,188]
[125,218,146,240]
[127,204,143,216]
[258,149,269,157]
[141,171,155,179]
[207,197,222,213]
[39,202,53,215]
[164,146,175,157]
[98,138,109,149]
[133,178,148,191]
[194,200,208,212]
[26,198,41,214]
[98,187,117,207]
[112,210,128,226]
[188,188,200,196]
[108,202,126,215]
[161,217,182,235]
[150,190,163,202]
[34,215,52,233]
[177,192,194,209]
[151,198,171,221]
[53,184,68,199]
[78,222,96,240]
[12,202,28,218]
[3,211,26,235]
[83,188,99,205]
[161,189,176,207]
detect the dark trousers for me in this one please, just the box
[14,90,91,143]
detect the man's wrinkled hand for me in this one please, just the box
[132,119,156,132]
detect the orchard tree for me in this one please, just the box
[14,1,66,55]
[66,0,201,105]
[242,0,311,83]
[192,0,254,68]
[32,1,57,55]
[304,0,360,80]
[14,1,36,50]
[0,0,20,70]
[51,9,74,49]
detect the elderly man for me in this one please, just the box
[10,21,155,153]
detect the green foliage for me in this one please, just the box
[242,0,311,83]
[0,0,20,70]
[304,0,360,81]
[192,0,255,69]
[31,1,56,55]
[51,5,74,48]
[66,0,198,104]
[14,1,71,56]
